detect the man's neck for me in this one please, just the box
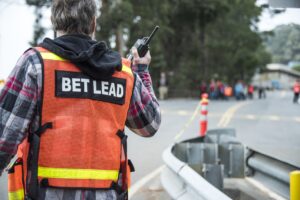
[56,31,94,39]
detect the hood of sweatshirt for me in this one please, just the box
[39,34,122,79]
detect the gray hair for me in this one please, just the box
[51,0,97,35]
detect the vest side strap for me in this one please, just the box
[35,122,53,137]
[128,159,135,172]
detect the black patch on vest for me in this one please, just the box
[55,70,126,105]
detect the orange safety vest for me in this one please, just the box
[294,83,300,93]
[7,47,135,199]
[7,159,24,200]
[224,86,232,97]
[248,85,254,93]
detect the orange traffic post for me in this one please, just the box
[200,93,209,137]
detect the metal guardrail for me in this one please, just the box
[247,151,297,184]
[161,145,232,200]
[161,128,300,200]
[246,150,299,199]
[161,129,244,200]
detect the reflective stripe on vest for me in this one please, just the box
[39,52,133,76]
[40,52,67,61]
[8,189,24,200]
[7,158,26,200]
[38,167,119,181]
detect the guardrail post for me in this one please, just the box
[290,171,300,200]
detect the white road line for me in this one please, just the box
[280,91,286,98]
[177,110,189,116]
[245,177,287,200]
[245,114,256,120]
[294,117,300,122]
[269,115,280,121]
[128,165,165,199]
[223,113,300,123]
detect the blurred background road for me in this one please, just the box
[129,90,300,187]
[128,90,300,199]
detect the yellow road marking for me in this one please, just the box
[217,102,249,127]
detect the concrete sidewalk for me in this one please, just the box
[129,172,287,200]
[130,173,171,200]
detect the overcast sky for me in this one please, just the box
[0,1,300,79]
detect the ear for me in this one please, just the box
[91,17,96,34]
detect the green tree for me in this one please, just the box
[205,0,270,83]
[163,0,270,93]
[97,0,172,84]
[128,0,172,83]
[264,24,300,64]
[26,0,270,97]
[97,0,134,56]
[292,65,300,72]
[26,0,51,46]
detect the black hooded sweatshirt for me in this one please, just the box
[40,34,122,80]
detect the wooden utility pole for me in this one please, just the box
[114,0,124,56]
[116,24,124,56]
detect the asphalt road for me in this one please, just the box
[0,90,299,199]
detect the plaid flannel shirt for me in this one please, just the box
[0,49,161,200]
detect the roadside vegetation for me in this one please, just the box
[26,0,300,97]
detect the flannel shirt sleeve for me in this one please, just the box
[0,49,40,174]
[126,64,161,137]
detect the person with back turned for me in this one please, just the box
[0,0,161,199]
[293,79,300,103]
